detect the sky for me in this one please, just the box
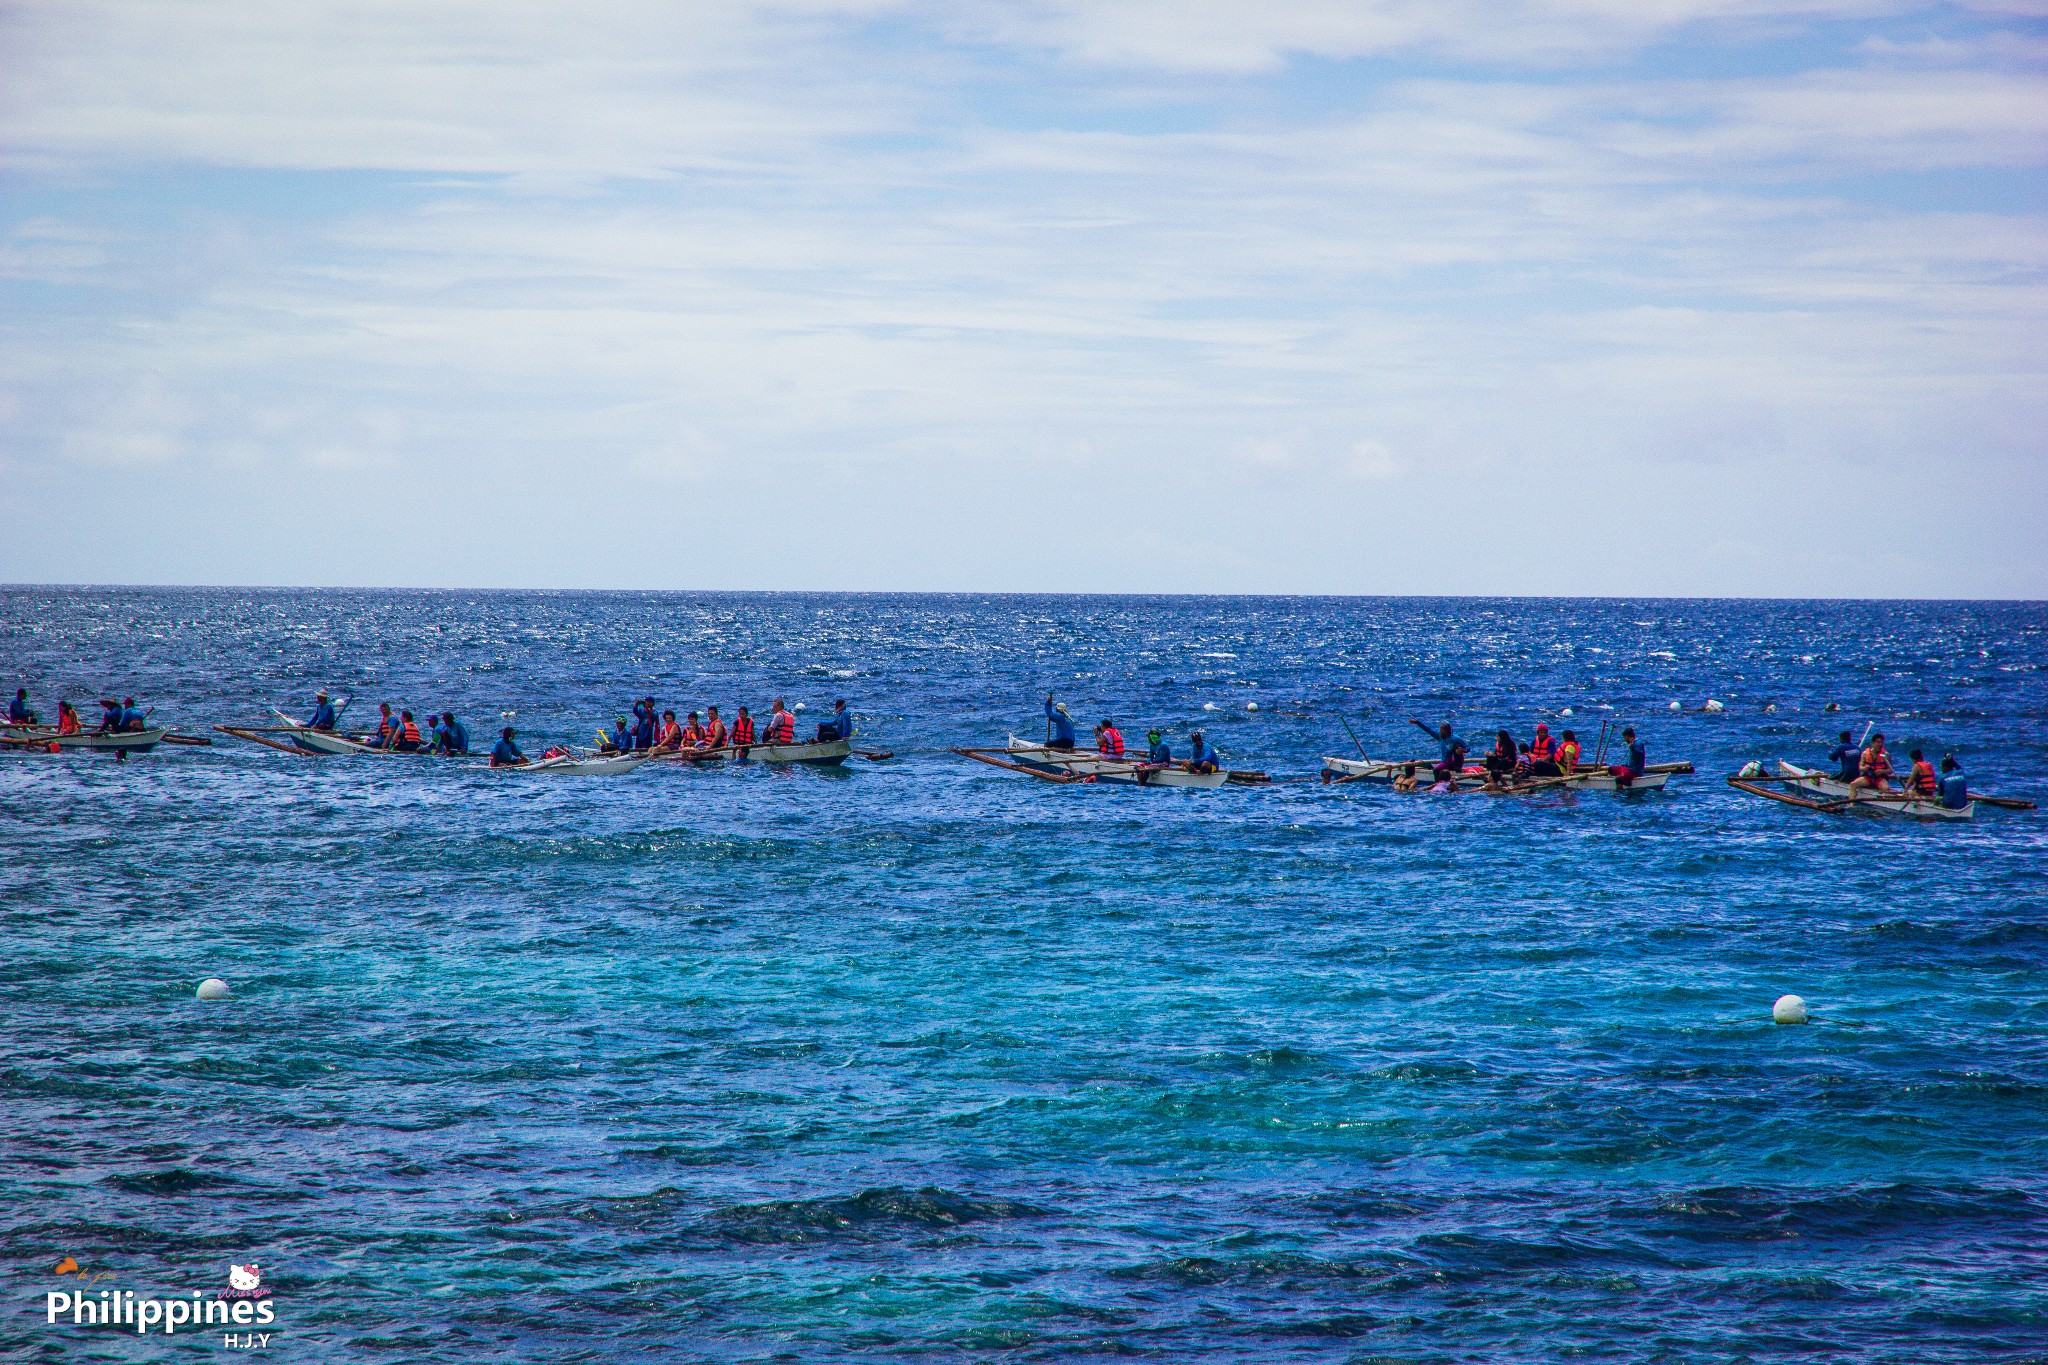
[1,0,2043,597]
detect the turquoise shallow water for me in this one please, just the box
[4,590,2046,1362]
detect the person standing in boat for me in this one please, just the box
[1608,727,1646,787]
[632,701,656,752]
[1939,755,1969,810]
[764,698,797,745]
[1045,695,1077,751]
[1187,730,1221,775]
[1853,732,1895,792]
[703,705,728,749]
[490,726,528,768]
[1826,730,1863,781]
[1409,718,1468,781]
[8,688,35,725]
[307,691,339,731]
[1096,718,1125,758]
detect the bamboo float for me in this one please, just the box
[215,725,320,756]
[952,747,1086,783]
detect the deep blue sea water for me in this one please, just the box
[4,589,2046,1364]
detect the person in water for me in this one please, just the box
[817,699,853,743]
[1827,730,1862,782]
[764,698,796,745]
[490,726,528,767]
[1096,718,1125,758]
[1408,718,1469,779]
[1045,695,1077,751]
[1853,732,1894,792]
[9,688,36,725]
[1187,730,1221,774]
[1393,761,1420,793]
[307,691,339,731]
[1609,727,1646,788]
[1938,755,1969,809]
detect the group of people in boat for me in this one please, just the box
[1397,716,1650,792]
[303,693,473,755]
[9,688,151,737]
[1044,694,1224,774]
[1824,729,1970,809]
[591,696,853,756]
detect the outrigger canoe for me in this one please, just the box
[502,751,647,776]
[1321,754,1677,793]
[1765,761,1973,821]
[953,737,1231,787]
[0,726,169,754]
[654,736,853,767]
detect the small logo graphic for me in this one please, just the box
[220,1265,270,1300]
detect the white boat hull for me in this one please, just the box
[1321,754,1669,793]
[1776,761,1972,820]
[732,736,852,766]
[1004,737,1230,787]
[4,727,169,753]
[511,752,648,776]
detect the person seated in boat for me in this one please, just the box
[817,699,853,743]
[55,700,81,736]
[391,710,424,752]
[96,698,123,732]
[702,705,728,748]
[1187,730,1221,775]
[1906,748,1937,799]
[431,711,469,755]
[1938,755,1969,810]
[1096,718,1125,758]
[1144,729,1171,764]
[764,698,797,745]
[1609,727,1645,788]
[682,711,707,746]
[1045,696,1077,751]
[8,688,35,725]
[307,691,339,731]
[119,696,147,731]
[1526,723,1561,777]
[490,726,528,768]
[1483,729,1517,785]
[1393,761,1420,793]
[1514,741,1534,782]
[1410,718,1468,779]
[365,701,397,747]
[1853,732,1894,792]
[1827,730,1862,781]
[1556,729,1580,774]
[731,706,756,749]
[652,710,682,750]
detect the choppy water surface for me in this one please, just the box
[4,590,2045,1363]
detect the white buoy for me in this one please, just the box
[794,702,805,710]
[1668,700,1681,710]
[1772,994,1808,1025]
[1560,707,1573,717]
[195,978,231,1001]
[1246,702,1259,711]
[1203,702,1219,711]
[1704,699,1725,713]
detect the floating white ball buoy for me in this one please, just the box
[500,710,515,718]
[1704,699,1725,713]
[1560,707,1572,717]
[1246,702,1259,711]
[793,702,805,710]
[1203,702,1219,711]
[1668,700,1681,710]
[1772,994,1808,1025]
[195,978,231,1001]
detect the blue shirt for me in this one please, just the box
[1828,743,1861,780]
[446,717,468,752]
[1939,770,1969,809]
[1438,734,1467,763]
[827,708,852,740]
[1189,738,1220,767]
[1045,700,1076,745]
[610,724,630,751]
[309,700,338,730]
[1626,740,1647,771]
[8,696,28,722]
[1147,740,1171,763]
[121,706,146,730]
[492,736,525,764]
[633,715,655,749]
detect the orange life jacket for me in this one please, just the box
[1099,726,1124,757]
[400,719,421,744]
[376,712,395,738]
[1862,745,1892,778]
[1910,760,1937,795]
[57,710,81,736]
[704,720,727,746]
[1556,739,1578,771]
[683,722,705,745]
[766,710,795,744]
[732,715,755,744]
[1529,733,1555,761]
[657,721,682,748]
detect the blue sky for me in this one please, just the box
[2,0,2042,595]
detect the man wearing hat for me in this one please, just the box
[307,690,339,731]
[1044,694,1077,751]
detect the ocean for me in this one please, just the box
[4,589,2044,1363]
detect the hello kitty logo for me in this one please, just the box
[217,1265,270,1301]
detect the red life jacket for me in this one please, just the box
[1862,745,1892,778]
[376,712,395,738]
[705,720,727,747]
[1910,760,1937,795]
[732,715,755,744]
[1099,726,1124,757]
[1529,733,1555,761]
[658,722,682,748]
[58,710,81,736]
[682,722,705,745]
[1556,740,1578,770]
[400,719,421,744]
[766,710,795,744]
